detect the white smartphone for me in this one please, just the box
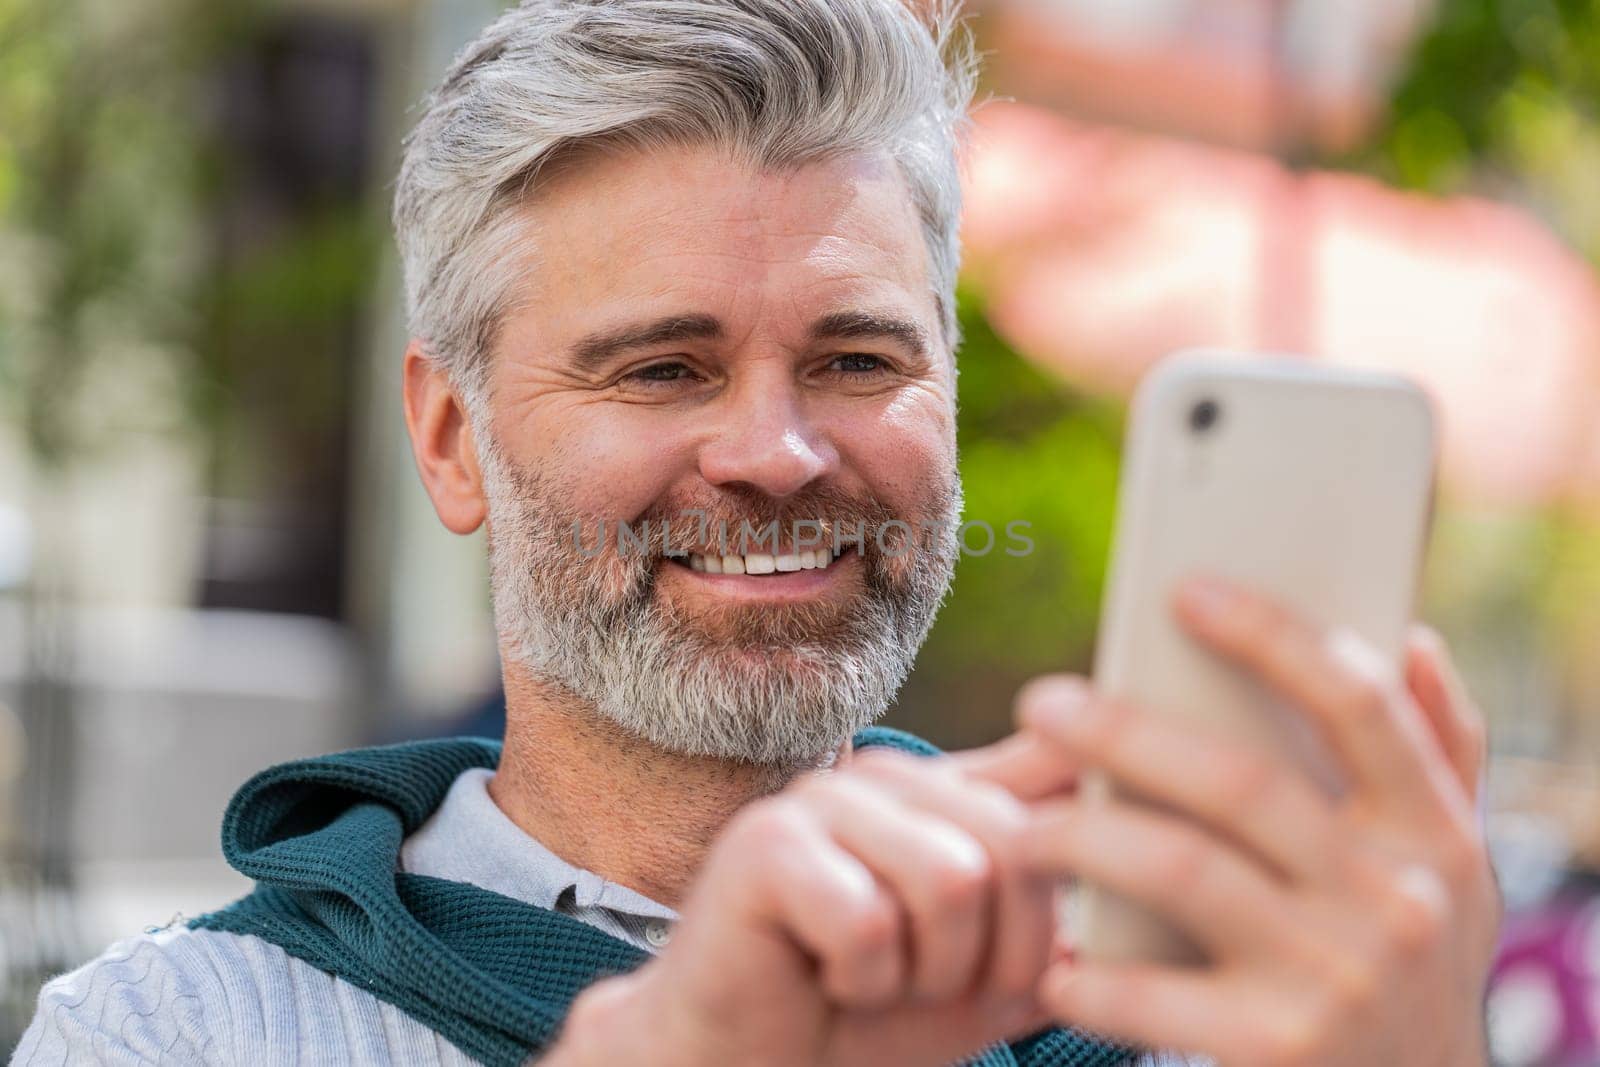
[1074,351,1437,965]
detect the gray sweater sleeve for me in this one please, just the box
[10,927,483,1066]
[10,927,1206,1066]
[11,932,217,1066]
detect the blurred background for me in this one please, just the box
[0,0,1597,1061]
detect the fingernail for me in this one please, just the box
[1023,682,1088,733]
[1408,622,1444,655]
[1021,676,1083,715]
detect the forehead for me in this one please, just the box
[501,143,937,348]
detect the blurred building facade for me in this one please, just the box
[0,0,505,1042]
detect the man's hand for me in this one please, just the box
[1015,579,1500,1066]
[552,744,1069,1067]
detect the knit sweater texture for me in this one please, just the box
[188,725,1128,1066]
[16,726,1142,1066]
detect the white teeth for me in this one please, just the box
[684,548,838,576]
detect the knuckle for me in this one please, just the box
[969,774,1025,813]
[1337,674,1392,726]
[565,971,662,1050]
[564,974,626,1037]
[793,768,880,817]
[825,907,904,1005]
[727,797,810,854]
[1320,952,1380,1023]
[785,764,838,800]
[1377,870,1450,961]
[924,848,992,913]
[963,778,1031,838]
[1211,750,1280,817]
[837,893,902,957]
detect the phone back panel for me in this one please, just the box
[1077,352,1437,963]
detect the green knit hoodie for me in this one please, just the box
[191,726,1131,1067]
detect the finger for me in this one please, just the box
[804,770,994,1001]
[952,690,1084,801]
[1017,681,1341,884]
[1037,960,1275,1065]
[1405,624,1487,800]
[1174,578,1452,815]
[853,750,1058,1002]
[1018,797,1297,960]
[710,802,907,1008]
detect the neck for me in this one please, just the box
[488,663,845,910]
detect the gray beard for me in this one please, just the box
[478,442,961,767]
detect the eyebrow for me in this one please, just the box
[564,308,932,374]
[568,314,724,373]
[810,310,931,361]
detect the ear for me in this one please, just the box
[402,341,488,535]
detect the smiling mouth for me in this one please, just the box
[667,545,850,576]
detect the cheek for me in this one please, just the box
[833,388,957,513]
[525,404,701,519]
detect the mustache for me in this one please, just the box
[568,483,904,622]
[607,483,901,557]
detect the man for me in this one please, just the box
[17,1,1499,1064]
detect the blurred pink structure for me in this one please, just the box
[961,102,1600,505]
[979,0,1438,153]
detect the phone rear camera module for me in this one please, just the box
[1189,398,1221,435]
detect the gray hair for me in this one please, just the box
[393,0,977,404]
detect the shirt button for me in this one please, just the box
[644,919,672,949]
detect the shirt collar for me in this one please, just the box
[399,766,679,923]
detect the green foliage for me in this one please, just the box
[1329,0,1600,745]
[191,205,381,497]
[909,1,1600,742]
[0,0,238,465]
[0,0,380,522]
[945,291,1122,670]
[891,289,1123,746]
[1359,0,1600,256]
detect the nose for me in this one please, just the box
[697,368,838,498]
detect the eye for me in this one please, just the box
[623,360,701,387]
[826,353,892,375]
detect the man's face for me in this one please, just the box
[477,142,961,765]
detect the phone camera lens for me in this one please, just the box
[1189,398,1221,435]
